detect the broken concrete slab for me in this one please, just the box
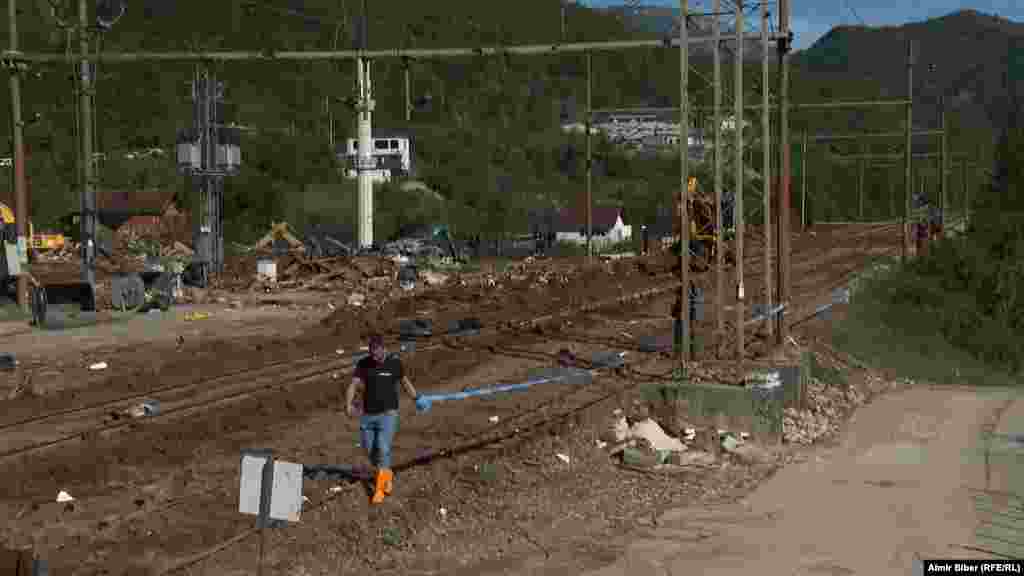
[647,381,785,444]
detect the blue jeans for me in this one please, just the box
[359,410,398,469]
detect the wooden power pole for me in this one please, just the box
[733,0,745,362]
[7,0,28,310]
[776,0,792,343]
[679,0,691,362]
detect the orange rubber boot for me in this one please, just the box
[381,468,393,495]
[370,469,389,504]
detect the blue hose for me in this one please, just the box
[415,368,594,413]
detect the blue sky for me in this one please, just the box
[581,1,1024,49]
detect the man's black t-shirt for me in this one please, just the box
[355,355,403,415]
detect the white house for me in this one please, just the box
[554,205,632,248]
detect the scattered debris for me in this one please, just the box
[347,293,366,307]
[56,490,74,503]
[125,400,160,418]
[420,270,448,287]
[488,416,500,424]
[622,417,687,452]
[0,353,16,371]
[555,453,571,465]
[720,434,741,452]
[783,357,870,445]
[88,362,108,371]
[183,311,210,321]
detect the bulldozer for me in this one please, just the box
[669,177,734,272]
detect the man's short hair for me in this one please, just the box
[368,333,385,350]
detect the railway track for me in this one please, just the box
[0,273,689,461]
[0,222,901,463]
[164,262,896,576]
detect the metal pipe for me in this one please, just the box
[595,100,913,115]
[18,34,783,64]
[831,152,958,161]
[811,129,943,141]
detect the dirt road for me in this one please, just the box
[574,386,1021,576]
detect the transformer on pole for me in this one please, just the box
[176,68,240,287]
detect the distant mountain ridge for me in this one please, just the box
[596,5,1023,132]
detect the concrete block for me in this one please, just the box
[239,450,303,524]
[649,381,784,444]
[268,460,303,523]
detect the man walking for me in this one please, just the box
[346,334,419,504]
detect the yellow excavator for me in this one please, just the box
[671,177,732,272]
[0,202,66,252]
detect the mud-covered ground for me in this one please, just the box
[0,223,903,574]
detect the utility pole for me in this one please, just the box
[7,0,28,310]
[760,0,771,340]
[889,170,895,219]
[187,68,230,283]
[585,51,593,264]
[939,106,947,227]
[857,142,865,220]
[679,0,690,362]
[403,58,412,122]
[903,40,913,264]
[355,57,374,248]
[733,0,744,363]
[177,68,239,286]
[560,1,567,42]
[799,130,807,230]
[775,0,792,343]
[79,0,97,300]
[712,0,723,356]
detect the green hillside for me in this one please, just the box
[0,0,977,242]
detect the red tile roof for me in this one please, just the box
[96,189,178,214]
[555,205,627,233]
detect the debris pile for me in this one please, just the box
[601,412,718,468]
[32,243,77,263]
[783,372,867,445]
